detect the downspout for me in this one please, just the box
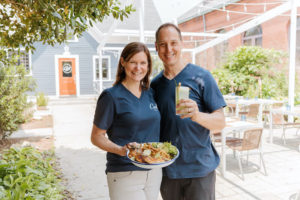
[139,0,145,42]
[203,14,207,68]
[288,0,297,122]
[95,0,132,93]
[97,19,119,93]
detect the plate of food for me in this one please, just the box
[126,142,179,169]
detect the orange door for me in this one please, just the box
[59,58,76,95]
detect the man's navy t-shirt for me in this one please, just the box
[93,83,161,173]
[151,64,226,179]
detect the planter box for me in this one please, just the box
[37,106,48,110]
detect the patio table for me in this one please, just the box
[269,108,300,144]
[223,95,243,100]
[220,118,263,177]
[226,99,283,123]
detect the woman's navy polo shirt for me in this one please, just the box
[93,83,161,173]
[151,64,226,179]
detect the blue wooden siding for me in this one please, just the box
[31,34,158,96]
[31,44,64,95]
[69,32,98,95]
[32,32,98,96]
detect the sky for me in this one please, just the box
[152,0,201,23]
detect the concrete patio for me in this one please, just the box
[215,128,300,200]
[49,98,300,200]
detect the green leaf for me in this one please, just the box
[36,182,50,190]
[0,1,135,51]
[0,147,66,198]
[212,46,290,99]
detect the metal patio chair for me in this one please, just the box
[262,102,283,126]
[225,128,267,180]
[271,112,300,145]
[238,103,260,122]
[211,127,240,147]
[226,103,236,117]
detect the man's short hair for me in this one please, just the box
[155,23,182,42]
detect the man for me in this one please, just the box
[151,23,226,200]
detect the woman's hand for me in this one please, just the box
[121,142,142,156]
[126,142,141,149]
[119,145,128,156]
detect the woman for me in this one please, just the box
[91,42,161,200]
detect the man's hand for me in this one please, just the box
[176,99,199,119]
[176,100,225,131]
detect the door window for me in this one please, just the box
[62,61,72,77]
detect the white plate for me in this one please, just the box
[127,145,180,169]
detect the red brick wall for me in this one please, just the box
[178,0,300,73]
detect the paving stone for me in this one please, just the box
[215,128,300,200]
[49,99,300,200]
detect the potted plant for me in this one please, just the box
[36,92,49,110]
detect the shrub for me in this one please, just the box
[0,147,65,199]
[36,92,49,107]
[23,101,35,123]
[151,54,164,78]
[212,46,289,99]
[0,50,36,140]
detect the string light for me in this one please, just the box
[203,0,288,6]
[177,0,297,51]
[183,39,212,43]
[199,5,267,16]
[205,15,257,33]
[197,4,300,17]
[226,11,230,21]
[181,39,214,44]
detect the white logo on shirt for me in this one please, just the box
[150,103,158,111]
[192,76,205,87]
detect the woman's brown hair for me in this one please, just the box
[113,42,152,90]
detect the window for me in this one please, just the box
[62,61,72,77]
[242,25,262,46]
[93,56,111,81]
[214,29,228,66]
[7,50,31,74]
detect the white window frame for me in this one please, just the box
[242,25,263,47]
[93,55,111,81]
[21,50,32,75]
[5,48,32,75]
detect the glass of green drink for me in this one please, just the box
[175,82,190,115]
